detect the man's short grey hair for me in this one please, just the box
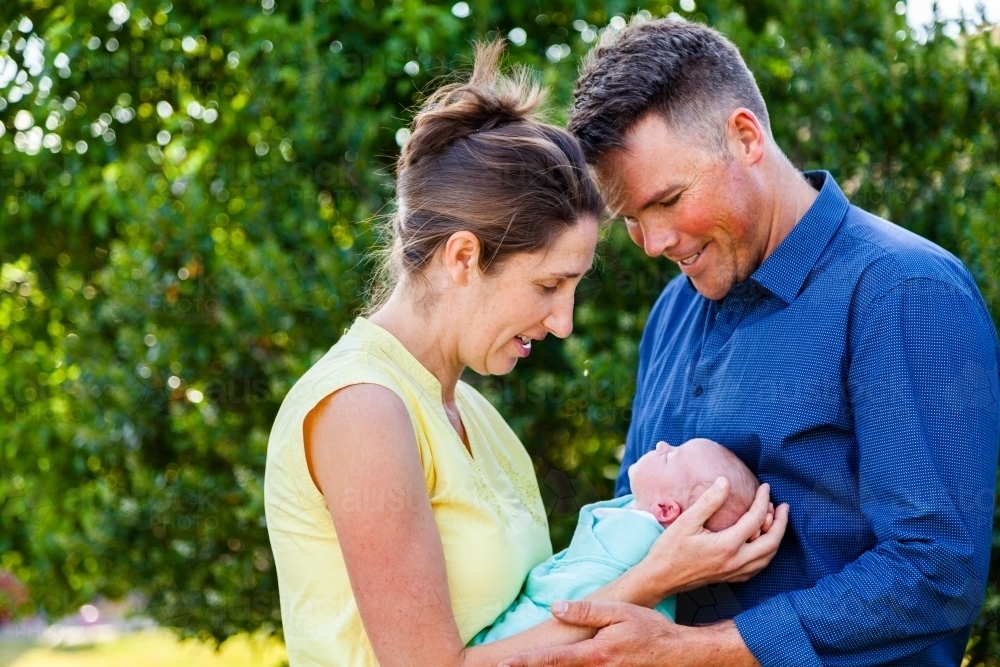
[569,17,771,163]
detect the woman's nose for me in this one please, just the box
[543,299,574,339]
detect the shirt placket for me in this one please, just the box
[691,285,758,402]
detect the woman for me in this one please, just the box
[264,42,785,666]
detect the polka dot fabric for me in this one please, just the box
[615,172,1000,666]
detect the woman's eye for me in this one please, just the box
[541,284,558,294]
[660,194,681,208]
[623,216,639,228]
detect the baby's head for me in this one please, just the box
[628,438,759,531]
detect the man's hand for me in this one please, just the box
[497,600,760,667]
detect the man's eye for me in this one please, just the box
[542,284,558,294]
[660,194,681,208]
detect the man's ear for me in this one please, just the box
[727,108,765,167]
[652,499,683,526]
[441,231,481,286]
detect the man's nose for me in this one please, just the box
[643,225,681,258]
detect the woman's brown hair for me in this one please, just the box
[369,40,604,309]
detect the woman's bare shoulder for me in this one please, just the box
[305,384,419,493]
[312,382,408,419]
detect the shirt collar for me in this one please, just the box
[749,170,850,305]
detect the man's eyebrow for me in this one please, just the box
[634,184,684,214]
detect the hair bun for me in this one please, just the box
[366,40,603,315]
[398,40,546,171]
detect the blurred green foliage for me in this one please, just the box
[1,0,998,661]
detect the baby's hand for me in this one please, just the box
[748,502,775,542]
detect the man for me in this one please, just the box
[501,17,1000,667]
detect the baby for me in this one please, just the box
[469,438,762,645]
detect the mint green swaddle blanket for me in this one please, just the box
[469,494,677,645]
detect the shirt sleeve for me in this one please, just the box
[735,277,1000,666]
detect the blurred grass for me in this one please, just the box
[0,631,286,667]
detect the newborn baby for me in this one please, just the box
[628,438,761,533]
[469,438,762,645]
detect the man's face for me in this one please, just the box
[599,113,768,301]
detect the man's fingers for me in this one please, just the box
[678,476,731,527]
[547,599,631,629]
[498,643,595,667]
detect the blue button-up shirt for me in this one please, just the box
[615,171,1000,666]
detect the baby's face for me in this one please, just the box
[629,438,762,532]
[628,439,719,509]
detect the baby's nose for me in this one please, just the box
[655,440,669,452]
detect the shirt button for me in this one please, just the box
[694,385,704,397]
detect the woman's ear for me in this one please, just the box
[441,231,481,286]
[652,499,683,526]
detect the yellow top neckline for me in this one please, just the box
[350,316,443,397]
[351,317,476,460]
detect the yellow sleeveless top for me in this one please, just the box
[264,317,552,666]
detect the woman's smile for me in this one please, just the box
[514,334,533,357]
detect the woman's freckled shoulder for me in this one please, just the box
[310,383,411,434]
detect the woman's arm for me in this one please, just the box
[307,384,468,666]
[306,384,598,667]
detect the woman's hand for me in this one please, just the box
[632,477,789,601]
[749,501,775,541]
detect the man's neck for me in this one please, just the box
[760,154,821,263]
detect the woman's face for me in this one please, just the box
[460,217,599,376]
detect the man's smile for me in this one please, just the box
[674,243,709,272]
[679,249,703,266]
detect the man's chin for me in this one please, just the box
[689,277,732,301]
